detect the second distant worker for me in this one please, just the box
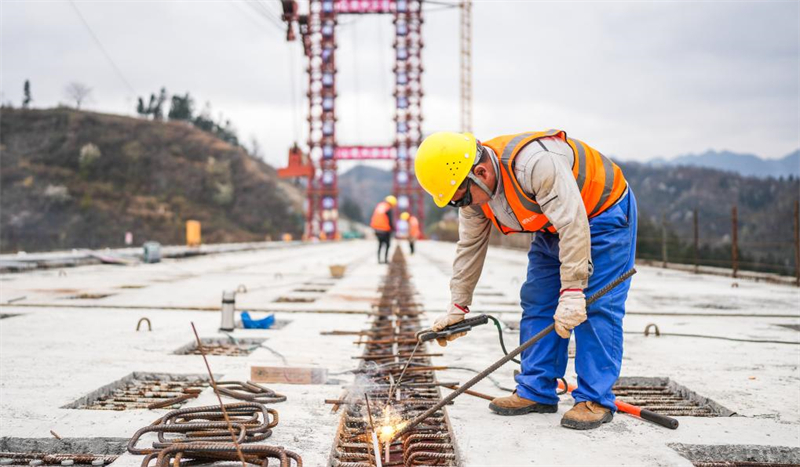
[400,211,421,255]
[370,195,397,264]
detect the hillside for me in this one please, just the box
[338,165,396,221]
[0,108,304,253]
[648,149,799,178]
[619,161,798,272]
[338,164,443,228]
[339,161,799,274]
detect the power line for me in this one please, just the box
[338,15,369,28]
[289,42,301,143]
[424,0,460,6]
[241,1,279,30]
[68,0,137,97]
[255,0,279,21]
[248,0,285,30]
[423,0,460,11]
[423,4,460,13]
[351,14,362,132]
[250,1,302,142]
[230,1,273,31]
[230,1,285,40]
[377,16,391,140]
[262,0,288,22]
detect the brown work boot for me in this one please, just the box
[560,401,613,430]
[489,392,558,416]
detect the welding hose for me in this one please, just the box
[486,315,521,365]
[556,380,679,430]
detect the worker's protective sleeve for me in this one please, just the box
[449,205,492,306]
[519,150,591,290]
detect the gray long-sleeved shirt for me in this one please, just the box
[450,136,594,306]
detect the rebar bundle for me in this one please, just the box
[128,402,278,454]
[128,400,302,467]
[142,444,302,467]
[217,381,287,404]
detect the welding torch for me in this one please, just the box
[415,314,491,343]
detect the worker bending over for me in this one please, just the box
[370,195,397,264]
[415,130,637,430]
[400,211,421,255]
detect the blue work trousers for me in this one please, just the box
[514,189,637,411]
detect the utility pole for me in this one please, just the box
[693,208,699,274]
[460,0,473,134]
[794,199,799,287]
[661,213,668,269]
[731,206,738,278]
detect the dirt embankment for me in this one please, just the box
[1,108,304,252]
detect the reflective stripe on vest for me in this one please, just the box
[480,130,627,235]
[370,201,392,231]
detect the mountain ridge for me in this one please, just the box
[645,149,799,178]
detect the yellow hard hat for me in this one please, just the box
[384,195,398,206]
[415,132,477,207]
[400,212,410,221]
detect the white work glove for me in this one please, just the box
[554,289,586,339]
[431,303,469,347]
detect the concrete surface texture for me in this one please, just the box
[1,239,798,466]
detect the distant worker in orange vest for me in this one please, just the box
[370,195,397,264]
[415,130,637,431]
[400,212,421,255]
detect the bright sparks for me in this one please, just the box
[376,404,407,443]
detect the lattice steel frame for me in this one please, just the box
[286,0,425,239]
[303,0,339,239]
[392,0,425,230]
[459,0,472,134]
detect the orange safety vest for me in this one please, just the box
[481,130,627,234]
[408,216,421,239]
[370,201,393,232]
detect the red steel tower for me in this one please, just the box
[280,0,425,240]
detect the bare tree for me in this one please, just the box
[64,82,92,109]
[249,135,262,159]
[23,80,32,108]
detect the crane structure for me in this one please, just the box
[279,0,425,240]
[460,0,472,134]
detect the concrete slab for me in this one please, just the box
[1,239,798,466]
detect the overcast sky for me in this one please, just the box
[2,0,798,169]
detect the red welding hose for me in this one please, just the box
[557,380,679,430]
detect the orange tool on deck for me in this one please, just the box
[557,380,679,429]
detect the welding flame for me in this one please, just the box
[377,404,407,443]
